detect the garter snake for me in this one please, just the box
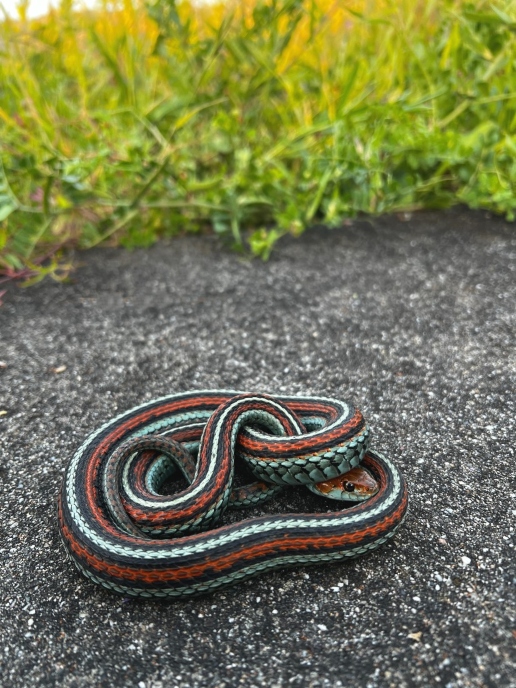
[57,391,408,598]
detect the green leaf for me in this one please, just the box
[0,198,17,222]
[0,161,18,222]
[249,228,280,260]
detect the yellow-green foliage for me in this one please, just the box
[1,0,516,278]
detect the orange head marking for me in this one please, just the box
[312,467,379,502]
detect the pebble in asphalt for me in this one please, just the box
[0,209,515,687]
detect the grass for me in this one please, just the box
[1,0,516,283]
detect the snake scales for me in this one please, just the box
[57,391,408,598]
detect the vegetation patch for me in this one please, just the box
[1,0,515,282]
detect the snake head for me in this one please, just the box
[308,466,379,502]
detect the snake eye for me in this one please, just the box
[344,481,355,492]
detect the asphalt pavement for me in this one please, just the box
[0,209,514,687]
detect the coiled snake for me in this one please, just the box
[57,391,408,598]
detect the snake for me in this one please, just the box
[57,391,408,598]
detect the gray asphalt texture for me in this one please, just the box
[0,209,515,688]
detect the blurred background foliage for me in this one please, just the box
[1,0,516,282]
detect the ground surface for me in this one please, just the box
[0,209,515,688]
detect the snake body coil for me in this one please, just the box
[58,391,408,598]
